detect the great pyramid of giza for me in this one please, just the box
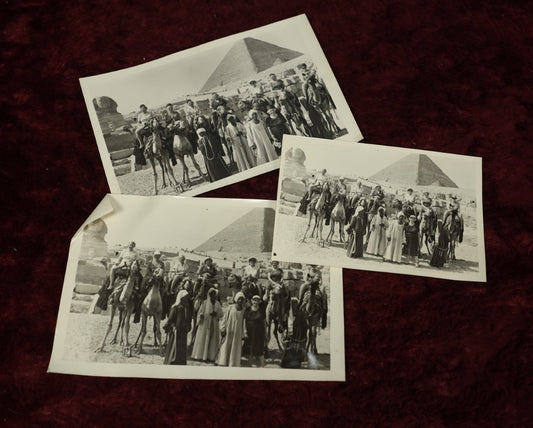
[199,37,303,92]
[369,154,458,188]
[194,207,275,253]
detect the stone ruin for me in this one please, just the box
[93,96,128,135]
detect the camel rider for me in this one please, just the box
[170,255,189,293]
[244,257,261,283]
[298,271,321,309]
[135,104,154,147]
[422,191,433,207]
[371,185,385,202]
[197,257,217,279]
[109,241,137,289]
[307,169,327,201]
[403,188,415,205]
[147,251,165,282]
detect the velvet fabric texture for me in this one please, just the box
[1,0,532,425]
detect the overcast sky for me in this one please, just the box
[290,140,479,190]
[101,197,262,249]
[82,20,312,114]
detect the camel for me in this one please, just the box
[265,282,287,352]
[95,262,142,353]
[419,207,436,256]
[302,78,341,138]
[301,285,327,355]
[444,210,464,261]
[171,120,208,188]
[326,191,346,245]
[300,182,330,246]
[134,272,164,355]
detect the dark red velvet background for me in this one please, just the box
[1,0,532,425]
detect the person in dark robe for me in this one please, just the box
[346,206,366,258]
[265,107,291,156]
[196,128,231,182]
[163,289,191,365]
[244,295,266,367]
[404,215,420,267]
[430,220,450,267]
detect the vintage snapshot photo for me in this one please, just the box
[49,195,345,381]
[272,135,486,282]
[80,14,363,197]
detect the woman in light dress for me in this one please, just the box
[245,109,278,165]
[224,115,256,172]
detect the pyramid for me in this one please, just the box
[369,154,458,188]
[194,208,275,253]
[199,37,304,92]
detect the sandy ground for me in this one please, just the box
[273,213,480,278]
[63,308,331,370]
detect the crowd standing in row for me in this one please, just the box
[101,247,328,368]
[130,63,343,184]
[299,170,465,268]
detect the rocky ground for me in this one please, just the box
[62,309,331,370]
[273,212,481,279]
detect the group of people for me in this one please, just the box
[105,247,327,368]
[129,63,342,185]
[299,170,465,268]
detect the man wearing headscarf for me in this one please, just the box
[346,206,366,258]
[383,212,406,263]
[245,109,278,165]
[163,289,191,365]
[191,288,224,362]
[366,206,389,257]
[196,128,231,182]
[217,292,246,367]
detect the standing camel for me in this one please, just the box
[326,191,346,245]
[419,207,436,256]
[301,285,327,355]
[141,118,173,195]
[134,272,164,355]
[171,120,208,188]
[95,262,142,353]
[300,182,330,246]
[265,282,287,352]
[444,210,464,261]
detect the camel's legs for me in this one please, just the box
[136,313,148,354]
[158,158,167,188]
[95,306,116,352]
[153,316,163,356]
[326,219,335,244]
[300,211,315,243]
[110,308,123,345]
[177,156,190,186]
[123,305,133,347]
[148,157,158,195]
[339,220,345,243]
[273,319,283,351]
[163,157,179,189]
[189,154,208,182]
[153,321,158,347]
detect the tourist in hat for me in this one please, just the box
[108,241,137,290]
[245,109,278,165]
[183,98,200,125]
[403,188,415,205]
[366,206,389,257]
[191,287,224,363]
[265,107,291,156]
[346,206,366,258]
[244,295,266,367]
[383,212,406,263]
[217,292,246,367]
[135,104,154,146]
[196,127,231,182]
[248,79,265,98]
[370,185,385,202]
[163,289,191,365]
[243,257,261,283]
[404,215,420,267]
[197,256,217,279]
[225,114,256,172]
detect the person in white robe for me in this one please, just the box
[191,288,224,362]
[216,292,246,367]
[383,212,405,263]
[245,110,278,165]
[225,115,256,172]
[366,207,389,256]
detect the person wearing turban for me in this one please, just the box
[217,292,246,367]
[196,127,231,182]
[366,206,389,257]
[383,212,406,263]
[163,290,191,365]
[191,288,224,362]
[245,109,278,166]
[346,206,366,258]
[224,114,256,172]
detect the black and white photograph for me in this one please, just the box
[80,15,363,197]
[272,136,486,282]
[49,195,344,381]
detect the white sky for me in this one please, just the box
[100,197,262,249]
[82,22,311,114]
[290,140,479,190]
